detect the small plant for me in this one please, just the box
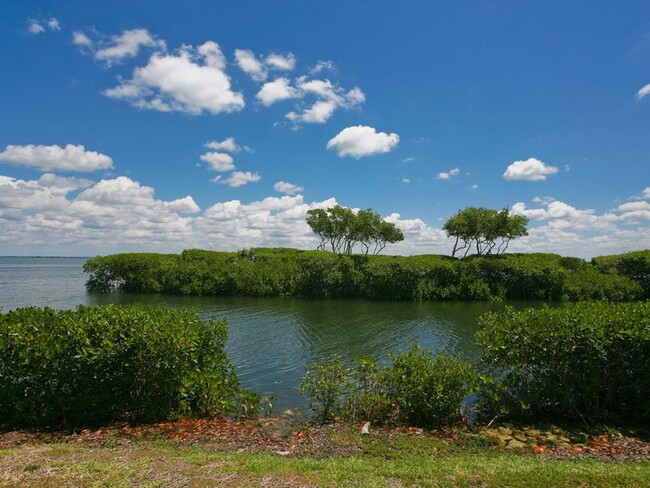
[300,347,477,428]
[299,355,349,422]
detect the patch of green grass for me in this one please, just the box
[1,437,649,487]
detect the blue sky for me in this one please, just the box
[1,1,649,257]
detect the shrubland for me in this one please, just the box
[0,305,259,428]
[301,302,650,427]
[84,248,649,301]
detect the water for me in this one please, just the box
[0,257,527,411]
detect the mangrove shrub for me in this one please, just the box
[476,302,650,424]
[0,305,259,428]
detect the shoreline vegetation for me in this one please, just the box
[3,250,650,484]
[84,247,650,301]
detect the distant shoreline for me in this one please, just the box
[0,256,91,259]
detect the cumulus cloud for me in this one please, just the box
[257,76,365,123]
[636,83,650,100]
[437,168,460,180]
[285,79,365,124]
[266,53,296,71]
[72,31,93,47]
[234,49,267,82]
[4,172,650,258]
[0,144,113,172]
[164,196,200,213]
[402,178,410,184]
[0,174,199,253]
[309,60,335,75]
[511,200,617,232]
[205,137,241,153]
[503,158,558,181]
[469,184,479,190]
[213,171,261,187]
[200,152,235,172]
[27,20,45,35]
[94,29,166,65]
[256,77,299,106]
[47,18,60,31]
[326,126,400,159]
[274,181,304,195]
[103,41,245,115]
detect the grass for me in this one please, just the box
[1,431,649,487]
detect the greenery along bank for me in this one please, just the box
[84,247,650,301]
[0,305,259,428]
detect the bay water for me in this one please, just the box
[0,256,524,412]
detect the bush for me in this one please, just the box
[476,302,650,424]
[0,305,259,428]
[84,248,650,302]
[300,347,476,428]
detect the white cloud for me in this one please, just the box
[274,181,304,195]
[286,80,365,124]
[401,157,415,163]
[437,168,460,180]
[636,83,650,100]
[309,60,335,75]
[47,18,60,31]
[213,171,261,187]
[200,152,235,172]
[257,76,365,124]
[643,187,650,199]
[234,49,267,82]
[532,196,556,205]
[103,41,245,115]
[234,50,296,81]
[503,158,558,181]
[287,100,337,123]
[27,20,45,35]
[256,77,299,106]
[511,200,617,231]
[0,144,113,172]
[266,53,296,71]
[402,178,410,184]
[326,125,400,159]
[469,184,479,190]
[94,29,166,65]
[4,172,650,258]
[205,137,241,153]
[73,31,93,47]
[164,196,200,213]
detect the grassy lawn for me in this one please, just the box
[1,429,649,487]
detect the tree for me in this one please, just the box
[306,206,404,255]
[443,207,528,258]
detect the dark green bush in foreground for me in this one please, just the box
[0,305,259,428]
[300,347,476,428]
[84,248,648,302]
[476,302,650,424]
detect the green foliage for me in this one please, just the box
[299,355,350,422]
[0,305,258,428]
[592,250,650,298]
[306,206,404,255]
[300,347,477,428]
[443,207,528,257]
[84,248,646,302]
[476,302,650,424]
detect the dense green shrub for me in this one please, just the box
[300,347,476,428]
[476,302,650,424]
[84,248,646,302]
[0,305,259,428]
[592,250,650,298]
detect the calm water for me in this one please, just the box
[0,256,530,411]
